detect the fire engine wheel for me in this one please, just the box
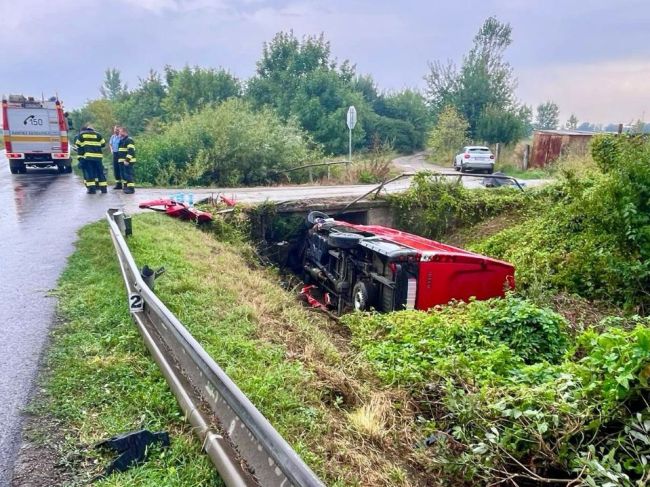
[328,232,363,249]
[352,281,375,312]
[307,211,330,225]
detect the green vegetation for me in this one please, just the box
[475,134,650,310]
[36,218,219,485]
[72,17,564,187]
[426,106,469,164]
[137,99,314,186]
[33,213,424,485]
[344,299,650,485]
[425,16,531,157]
[389,172,529,240]
[356,134,650,484]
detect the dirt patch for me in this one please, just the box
[550,293,623,332]
[10,413,75,487]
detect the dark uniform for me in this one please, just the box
[117,135,136,194]
[74,128,107,194]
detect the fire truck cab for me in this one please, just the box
[2,95,72,174]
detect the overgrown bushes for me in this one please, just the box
[389,172,529,240]
[392,134,650,311]
[136,99,316,186]
[474,135,650,311]
[344,297,650,485]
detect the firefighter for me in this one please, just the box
[117,126,136,194]
[74,125,107,194]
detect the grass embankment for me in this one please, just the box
[30,212,426,486]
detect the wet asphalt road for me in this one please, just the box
[0,153,134,485]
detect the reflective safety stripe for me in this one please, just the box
[98,181,108,187]
[126,144,135,149]
[80,141,104,147]
[85,181,96,187]
[126,182,135,187]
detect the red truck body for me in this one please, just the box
[301,213,514,314]
[348,223,515,309]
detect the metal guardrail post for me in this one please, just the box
[105,210,325,487]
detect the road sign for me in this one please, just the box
[347,106,357,130]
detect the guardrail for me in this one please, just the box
[106,209,325,487]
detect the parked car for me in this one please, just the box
[298,211,514,315]
[453,146,495,173]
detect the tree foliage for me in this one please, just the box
[247,31,427,154]
[99,68,127,100]
[535,101,560,130]
[162,65,241,119]
[137,99,315,187]
[566,113,579,130]
[427,106,469,162]
[425,17,529,145]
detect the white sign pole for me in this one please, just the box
[346,106,357,165]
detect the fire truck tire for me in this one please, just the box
[328,232,363,249]
[352,281,376,311]
[307,211,330,225]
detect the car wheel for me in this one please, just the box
[461,163,467,173]
[352,281,376,312]
[327,232,363,249]
[307,211,330,225]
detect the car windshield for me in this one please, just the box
[468,147,490,153]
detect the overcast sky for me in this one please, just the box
[1,0,649,124]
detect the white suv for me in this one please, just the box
[454,146,495,174]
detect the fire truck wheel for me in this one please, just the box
[352,281,375,312]
[307,211,330,225]
[328,232,363,249]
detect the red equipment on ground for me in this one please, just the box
[138,199,213,223]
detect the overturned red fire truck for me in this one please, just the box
[299,212,515,314]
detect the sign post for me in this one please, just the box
[346,106,357,165]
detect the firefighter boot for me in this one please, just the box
[113,182,123,190]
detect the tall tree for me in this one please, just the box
[427,105,469,163]
[100,68,127,100]
[566,114,579,130]
[115,70,167,133]
[535,101,560,130]
[162,66,240,119]
[424,17,527,145]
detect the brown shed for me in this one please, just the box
[531,130,594,167]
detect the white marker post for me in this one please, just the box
[346,105,357,165]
